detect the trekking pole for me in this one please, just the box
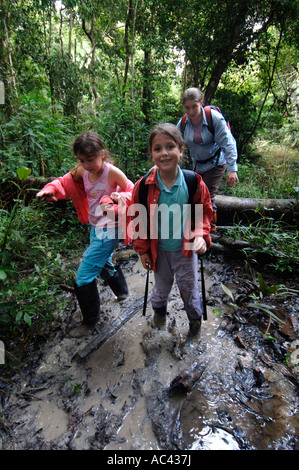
[199,255,207,321]
[142,269,149,316]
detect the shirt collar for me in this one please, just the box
[157,166,183,192]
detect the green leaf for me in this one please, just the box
[221,283,235,301]
[0,270,7,281]
[35,264,41,273]
[257,273,267,293]
[248,303,284,325]
[15,311,23,322]
[24,313,32,326]
[17,167,32,181]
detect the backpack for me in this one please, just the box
[138,168,198,226]
[180,105,231,137]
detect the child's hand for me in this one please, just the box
[193,236,207,255]
[140,252,152,271]
[36,189,58,202]
[110,192,120,202]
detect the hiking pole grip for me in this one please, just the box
[199,255,207,321]
[142,269,149,316]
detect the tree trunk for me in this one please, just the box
[42,8,55,111]
[241,25,284,150]
[82,15,98,106]
[204,56,231,105]
[203,4,249,104]
[2,7,18,108]
[215,195,299,226]
[69,9,73,57]
[123,0,132,94]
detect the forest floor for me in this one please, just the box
[0,247,298,451]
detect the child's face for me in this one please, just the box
[151,133,183,173]
[77,152,105,174]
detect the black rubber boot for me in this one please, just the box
[187,317,202,338]
[153,305,167,329]
[106,265,129,300]
[70,280,100,337]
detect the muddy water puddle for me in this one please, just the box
[1,252,298,450]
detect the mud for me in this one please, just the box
[0,249,298,450]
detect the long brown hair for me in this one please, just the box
[73,131,107,160]
[182,88,204,104]
[148,123,184,153]
[71,131,114,181]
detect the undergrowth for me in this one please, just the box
[0,185,88,366]
[224,217,299,273]
[221,141,299,199]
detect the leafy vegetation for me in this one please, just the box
[0,0,298,179]
[222,143,298,200]
[0,169,87,350]
[221,272,299,345]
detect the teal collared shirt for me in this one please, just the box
[156,166,189,251]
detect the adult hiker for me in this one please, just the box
[177,87,238,231]
[37,131,133,337]
[132,123,213,338]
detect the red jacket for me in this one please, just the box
[42,172,134,245]
[131,166,213,271]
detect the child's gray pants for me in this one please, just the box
[151,249,203,321]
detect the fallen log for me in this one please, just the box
[215,195,299,226]
[1,176,298,226]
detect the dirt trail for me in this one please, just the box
[0,249,298,450]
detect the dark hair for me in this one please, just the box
[148,123,184,153]
[73,131,107,159]
[182,87,204,103]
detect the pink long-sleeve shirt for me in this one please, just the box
[42,171,134,244]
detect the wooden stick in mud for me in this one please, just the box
[73,297,144,360]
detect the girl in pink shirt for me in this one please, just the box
[37,131,133,337]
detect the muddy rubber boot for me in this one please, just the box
[187,317,202,338]
[70,280,100,338]
[153,306,167,329]
[69,324,94,338]
[106,265,129,301]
